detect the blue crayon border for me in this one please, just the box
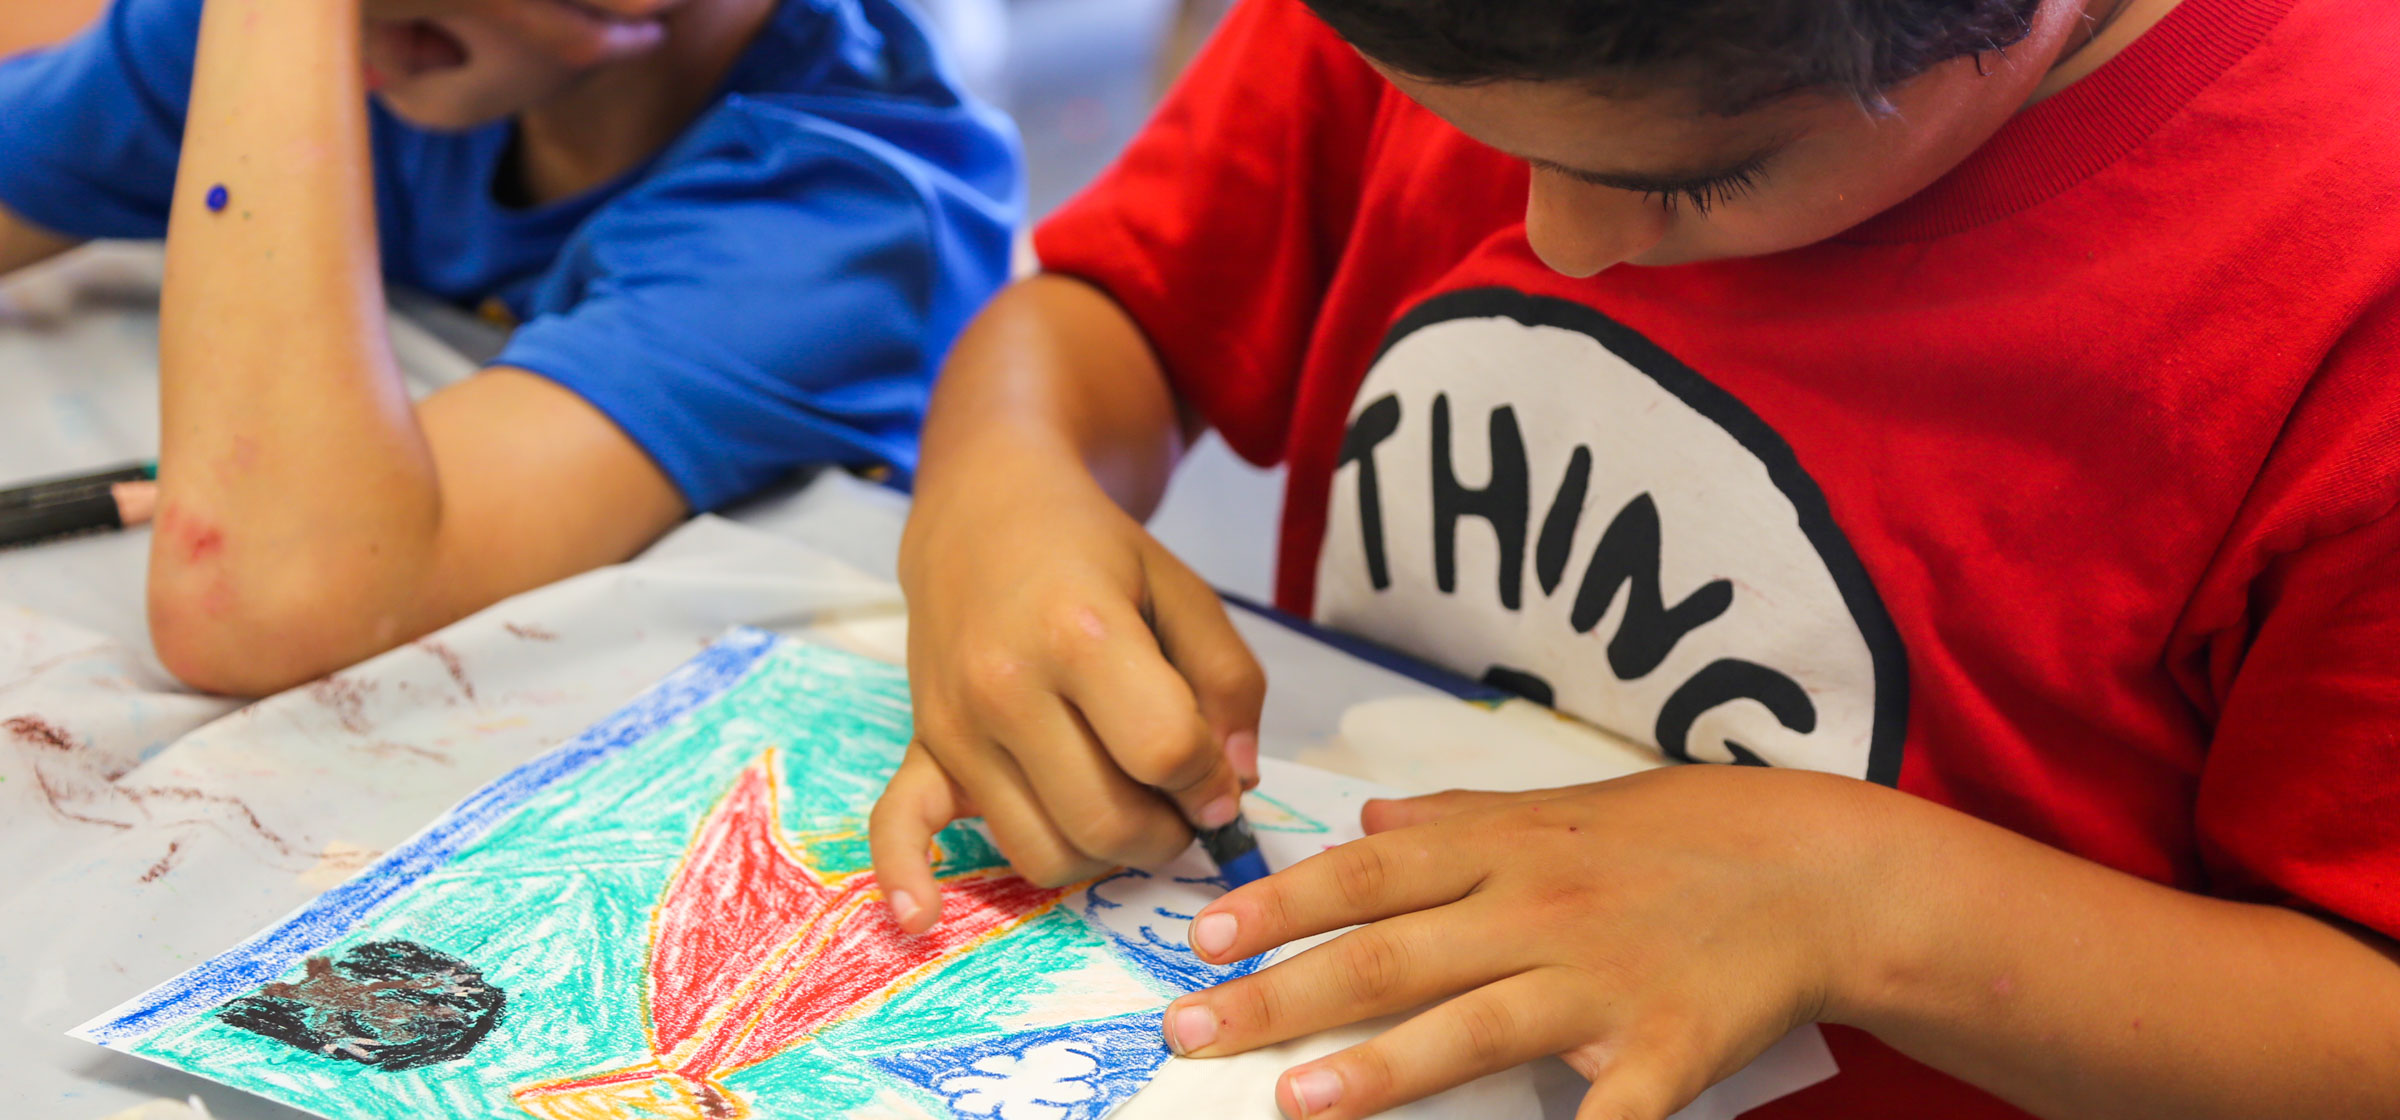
[80,627,786,1046]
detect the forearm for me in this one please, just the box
[1839,787,2400,1118]
[151,0,439,691]
[0,202,80,278]
[910,273,1190,524]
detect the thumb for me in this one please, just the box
[1567,1038,1703,1120]
[868,742,972,935]
[1144,555,1267,788]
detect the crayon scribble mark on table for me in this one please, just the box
[307,675,377,735]
[141,840,186,884]
[415,639,478,704]
[4,713,77,753]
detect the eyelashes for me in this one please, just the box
[1531,149,1782,218]
[1642,162,1768,217]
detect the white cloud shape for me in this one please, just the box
[939,1040,1103,1120]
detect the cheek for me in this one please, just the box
[1648,116,1997,262]
[376,25,582,129]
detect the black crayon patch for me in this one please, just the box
[218,940,503,1070]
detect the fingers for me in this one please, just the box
[1145,555,1267,788]
[1000,693,1194,869]
[1188,831,1485,965]
[1270,969,1597,1120]
[869,743,964,934]
[1361,786,1579,834]
[1164,899,1522,1058]
[1228,729,1261,791]
[1051,593,1246,831]
[873,735,1107,927]
[1572,1048,1698,1120]
[946,743,1115,889]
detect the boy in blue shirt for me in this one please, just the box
[0,0,1018,694]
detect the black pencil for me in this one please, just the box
[0,480,159,549]
[0,461,158,510]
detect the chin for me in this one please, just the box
[372,87,519,132]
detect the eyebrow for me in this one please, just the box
[1522,138,1796,194]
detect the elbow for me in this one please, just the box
[148,565,407,698]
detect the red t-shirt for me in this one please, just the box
[1037,0,2400,1114]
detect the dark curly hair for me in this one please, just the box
[1299,0,2048,112]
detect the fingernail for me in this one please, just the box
[1166,1003,1217,1054]
[1190,911,1237,959]
[887,890,920,926]
[1287,1068,1343,1117]
[1226,730,1260,781]
[1197,796,1240,830]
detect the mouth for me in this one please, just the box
[363,19,471,90]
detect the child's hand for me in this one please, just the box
[1161,766,1898,1120]
[871,440,1265,930]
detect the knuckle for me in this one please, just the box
[865,787,911,832]
[1182,637,1265,699]
[1453,995,1521,1069]
[1038,601,1111,661]
[1118,724,1216,791]
[1223,974,1285,1036]
[1133,816,1200,867]
[1338,1044,1399,1102]
[1339,928,1413,1006]
[908,704,976,752]
[1065,802,1159,863]
[956,646,1033,709]
[1250,880,1303,939]
[1331,843,1395,911]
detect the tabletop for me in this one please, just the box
[0,246,1828,1120]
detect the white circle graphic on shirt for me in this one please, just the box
[1315,290,1908,784]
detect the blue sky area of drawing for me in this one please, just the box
[84,627,787,1046]
[1086,869,1267,993]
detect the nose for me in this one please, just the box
[1524,170,1671,278]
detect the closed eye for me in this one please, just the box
[1529,148,1781,217]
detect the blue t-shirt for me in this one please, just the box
[0,0,1021,510]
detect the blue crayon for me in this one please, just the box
[1198,814,1272,888]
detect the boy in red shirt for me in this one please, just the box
[870,0,2400,1116]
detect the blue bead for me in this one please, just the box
[205,185,229,213]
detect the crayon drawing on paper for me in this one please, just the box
[77,631,1334,1119]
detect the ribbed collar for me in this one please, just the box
[1843,0,2298,243]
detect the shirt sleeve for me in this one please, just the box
[1029,0,1387,467]
[2181,291,2400,939]
[495,94,1018,512]
[0,0,197,239]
